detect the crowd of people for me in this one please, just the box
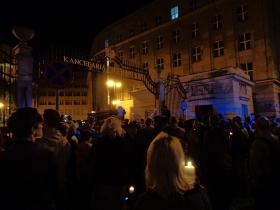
[0,107,279,210]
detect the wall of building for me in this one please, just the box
[92,0,280,117]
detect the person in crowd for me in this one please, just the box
[153,115,169,137]
[160,102,171,120]
[0,107,57,210]
[200,114,233,210]
[90,116,128,210]
[165,116,185,139]
[37,109,70,210]
[134,131,212,210]
[33,116,44,140]
[77,129,92,182]
[76,129,93,210]
[230,116,250,196]
[249,116,280,210]
[0,129,5,154]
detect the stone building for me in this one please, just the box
[0,43,16,126]
[91,0,280,119]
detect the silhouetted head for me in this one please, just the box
[7,107,42,139]
[43,109,60,129]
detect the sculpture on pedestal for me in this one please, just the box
[12,26,34,108]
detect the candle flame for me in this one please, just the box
[129,185,135,194]
[185,161,194,168]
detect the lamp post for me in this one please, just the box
[0,102,4,127]
[106,80,122,108]
[156,66,164,114]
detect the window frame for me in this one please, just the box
[237,4,248,22]
[192,47,201,63]
[156,58,164,70]
[213,40,224,57]
[212,14,223,30]
[192,22,199,38]
[240,62,253,80]
[156,36,163,49]
[239,33,251,51]
[173,53,182,67]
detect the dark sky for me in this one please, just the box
[0,0,153,53]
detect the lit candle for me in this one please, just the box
[185,161,196,187]
[129,185,135,194]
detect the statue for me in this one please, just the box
[12,26,35,108]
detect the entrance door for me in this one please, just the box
[195,105,213,121]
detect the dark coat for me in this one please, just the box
[0,139,57,210]
[90,135,129,185]
[134,185,212,210]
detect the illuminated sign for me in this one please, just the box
[63,56,105,71]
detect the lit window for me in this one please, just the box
[171,6,179,20]
[173,53,182,67]
[237,4,248,22]
[142,41,149,55]
[212,14,223,30]
[173,30,180,44]
[129,46,135,59]
[240,62,253,80]
[156,36,163,49]
[239,33,251,51]
[192,47,201,63]
[156,58,164,70]
[213,40,224,57]
[192,23,199,38]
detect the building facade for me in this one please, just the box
[91,0,280,119]
[0,43,16,126]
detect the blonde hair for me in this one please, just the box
[100,116,125,138]
[145,132,191,198]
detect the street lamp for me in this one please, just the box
[106,79,122,106]
[0,102,4,127]
[112,100,120,106]
[115,82,122,88]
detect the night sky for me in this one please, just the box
[0,0,153,53]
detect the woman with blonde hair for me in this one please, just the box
[134,131,212,210]
[90,116,128,210]
[100,116,126,138]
